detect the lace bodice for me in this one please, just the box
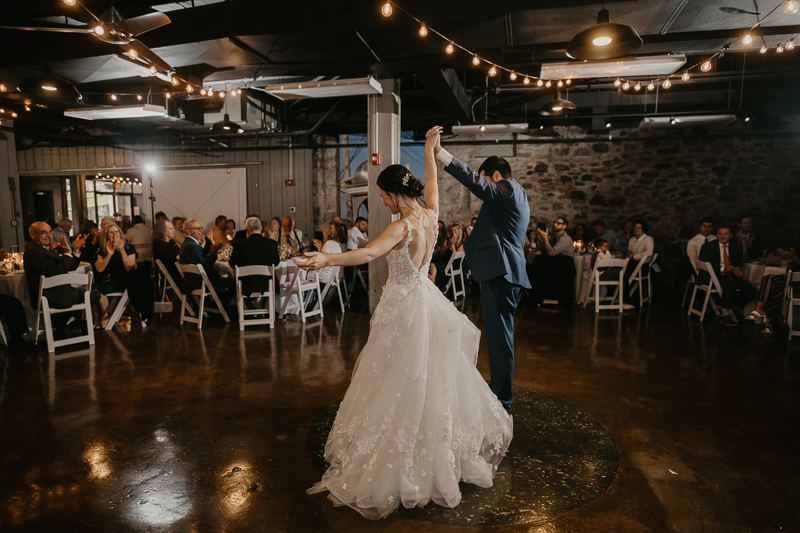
[386,218,433,288]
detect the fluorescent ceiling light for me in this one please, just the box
[153,0,225,13]
[263,77,383,100]
[639,115,737,128]
[65,104,168,120]
[540,54,686,80]
[452,124,529,135]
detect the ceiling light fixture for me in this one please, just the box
[186,84,193,92]
[211,113,244,134]
[111,94,117,100]
[381,1,392,17]
[566,7,642,60]
[18,65,81,101]
[64,0,77,5]
[94,25,104,35]
[785,0,799,14]
[539,91,577,116]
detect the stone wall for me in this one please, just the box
[312,134,341,230]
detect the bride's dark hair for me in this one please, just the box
[376,165,425,198]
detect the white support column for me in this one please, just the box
[367,79,401,314]
[0,119,23,250]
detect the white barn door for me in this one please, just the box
[145,168,247,230]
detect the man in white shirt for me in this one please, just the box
[686,217,716,264]
[280,216,309,254]
[346,217,369,251]
[623,220,655,307]
[125,215,153,263]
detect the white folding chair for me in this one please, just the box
[103,290,134,330]
[235,265,275,330]
[356,269,369,292]
[176,263,230,328]
[0,319,8,347]
[153,259,189,316]
[285,270,324,323]
[784,271,800,340]
[34,272,95,353]
[319,265,350,313]
[682,259,700,307]
[444,251,466,301]
[583,258,630,313]
[628,253,658,307]
[688,261,723,321]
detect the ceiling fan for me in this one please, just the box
[0,0,174,74]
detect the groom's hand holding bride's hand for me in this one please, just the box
[425,126,443,154]
[294,251,326,271]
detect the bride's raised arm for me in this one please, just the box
[423,126,442,215]
[294,219,408,271]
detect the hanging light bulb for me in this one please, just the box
[742,34,753,45]
[166,92,171,99]
[509,71,517,81]
[111,94,117,100]
[701,60,712,71]
[489,65,497,76]
[0,84,6,92]
[777,44,785,53]
[634,82,641,91]
[614,78,621,87]
[208,89,214,97]
[682,71,690,82]
[647,81,655,90]
[760,45,768,53]
[200,89,207,96]
[788,40,796,50]
[606,122,611,128]
[24,105,30,111]
[566,79,572,85]
[94,25,105,36]
[622,81,630,90]
[381,1,392,17]
[186,84,193,92]
[557,80,564,87]
[523,77,530,85]
[137,94,143,100]
[537,79,544,87]
[662,79,672,89]
[220,90,226,98]
[785,0,799,14]
[149,65,157,75]
[237,88,242,94]
[670,117,677,125]
[128,49,138,60]
[172,77,179,86]
[545,80,552,87]
[64,0,77,5]
[419,23,428,37]
[472,55,480,66]
[11,112,17,118]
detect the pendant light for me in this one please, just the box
[566,4,642,61]
[539,91,577,116]
[210,88,244,134]
[18,65,81,101]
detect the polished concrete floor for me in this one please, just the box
[1,294,798,532]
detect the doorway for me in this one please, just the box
[33,190,55,223]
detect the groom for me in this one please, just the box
[433,132,530,412]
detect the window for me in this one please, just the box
[85,177,144,223]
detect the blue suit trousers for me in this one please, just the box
[480,277,522,411]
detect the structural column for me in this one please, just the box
[0,119,23,250]
[367,79,401,314]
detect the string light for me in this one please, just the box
[237,88,242,94]
[785,0,799,14]
[149,65,157,75]
[788,40,796,50]
[472,55,480,66]
[200,89,206,96]
[137,94,143,100]
[509,71,517,81]
[64,0,77,5]
[208,89,214,97]
[220,90,226,98]
[701,60,712,71]
[606,122,611,128]
[523,77,530,85]
[565,79,571,85]
[488,65,497,76]
[381,1,392,17]
[446,42,454,54]
[11,112,17,118]
[777,44,785,52]
[171,77,179,86]
[662,79,672,89]
[760,45,768,53]
[557,80,564,87]
[186,84,193,92]
[419,23,428,37]
[742,34,753,45]
[537,79,544,87]
[24,105,30,111]
[545,80,552,87]
[111,94,117,100]
[0,84,6,92]
[166,92,171,99]
[634,82,641,91]
[682,71,690,81]
[94,25,104,36]
[647,81,655,90]
[622,81,630,90]
[128,49,138,60]
[614,78,621,87]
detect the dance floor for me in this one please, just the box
[1,295,798,532]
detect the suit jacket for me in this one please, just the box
[178,237,219,294]
[23,242,82,308]
[698,239,743,283]
[443,155,531,288]
[229,234,280,294]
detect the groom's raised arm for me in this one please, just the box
[436,148,504,202]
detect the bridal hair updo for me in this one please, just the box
[376,165,425,198]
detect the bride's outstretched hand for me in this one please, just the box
[425,126,443,153]
[294,251,326,271]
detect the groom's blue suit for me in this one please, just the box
[438,149,530,411]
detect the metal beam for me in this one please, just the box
[415,69,471,123]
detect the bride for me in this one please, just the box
[294,126,513,520]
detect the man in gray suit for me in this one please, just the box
[433,136,530,412]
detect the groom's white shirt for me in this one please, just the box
[436,149,455,166]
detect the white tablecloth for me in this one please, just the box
[743,263,785,287]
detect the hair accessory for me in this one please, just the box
[402,175,409,187]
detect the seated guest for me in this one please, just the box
[613,219,634,253]
[155,211,168,223]
[436,221,446,247]
[622,220,655,307]
[152,219,181,286]
[537,217,575,257]
[120,215,132,234]
[571,223,587,246]
[736,214,766,261]
[52,218,74,249]
[233,215,259,242]
[591,219,617,249]
[225,219,236,241]
[347,217,369,251]
[279,216,309,255]
[179,218,233,306]
[319,222,346,287]
[95,223,153,327]
[429,224,464,291]
[265,217,281,241]
[125,215,153,263]
[229,217,280,295]
[172,217,186,246]
[745,240,800,334]
[24,221,106,330]
[589,238,620,299]
[687,217,716,264]
[699,225,757,326]
[523,228,538,264]
[211,215,227,245]
[591,238,612,269]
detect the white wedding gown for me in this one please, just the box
[308,214,513,520]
